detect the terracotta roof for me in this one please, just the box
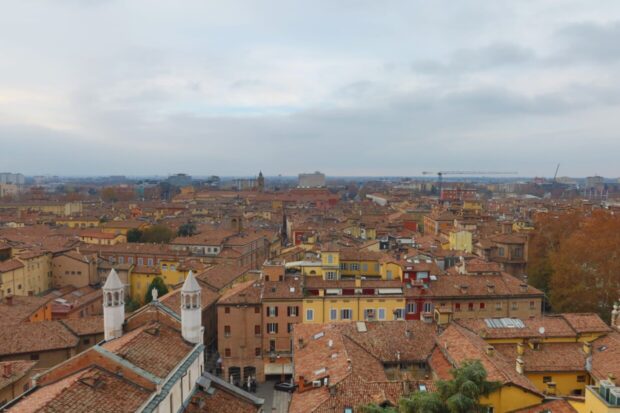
[5,366,151,413]
[0,360,37,390]
[60,316,104,336]
[456,313,609,340]
[590,331,620,382]
[160,284,220,317]
[511,399,578,413]
[0,258,24,272]
[217,280,262,305]
[0,321,79,356]
[0,295,52,326]
[102,322,193,379]
[561,313,612,334]
[435,324,541,395]
[426,272,543,298]
[494,342,587,372]
[196,264,252,291]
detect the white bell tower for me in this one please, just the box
[103,268,125,341]
[181,271,202,344]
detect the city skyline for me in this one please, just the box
[2,1,620,176]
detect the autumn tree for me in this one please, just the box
[548,210,620,321]
[527,211,582,292]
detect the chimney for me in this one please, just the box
[5,295,13,306]
[329,385,337,396]
[583,341,592,356]
[516,357,524,374]
[486,283,495,293]
[354,277,361,288]
[517,342,524,356]
[485,345,495,357]
[405,329,412,339]
[3,363,12,378]
[519,284,528,293]
[460,285,469,294]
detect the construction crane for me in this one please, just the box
[421,171,518,198]
[553,163,560,183]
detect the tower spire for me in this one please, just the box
[181,271,203,344]
[103,269,125,341]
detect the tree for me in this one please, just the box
[527,211,582,292]
[140,225,174,244]
[144,277,169,304]
[360,405,398,413]
[548,210,620,322]
[125,297,141,312]
[365,361,500,413]
[178,221,197,237]
[127,228,143,243]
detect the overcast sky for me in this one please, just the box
[1,1,620,177]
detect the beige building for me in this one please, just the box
[52,251,98,288]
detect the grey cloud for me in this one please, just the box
[412,43,536,74]
[555,21,620,62]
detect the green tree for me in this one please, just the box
[360,404,398,413]
[365,361,500,413]
[140,225,174,244]
[178,221,197,237]
[125,297,141,312]
[127,228,143,243]
[144,277,169,304]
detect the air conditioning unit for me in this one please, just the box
[609,387,620,406]
[312,380,322,388]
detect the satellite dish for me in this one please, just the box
[538,327,545,335]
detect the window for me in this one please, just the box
[577,375,586,383]
[224,348,231,357]
[254,306,260,314]
[255,347,261,357]
[325,271,337,280]
[424,303,434,314]
[350,263,360,271]
[224,325,231,337]
[287,306,299,317]
[225,307,230,314]
[119,257,124,264]
[128,257,134,264]
[137,258,144,266]
[340,263,347,270]
[406,303,417,314]
[327,254,333,264]
[455,303,461,312]
[162,264,168,270]
[330,308,338,320]
[306,309,314,321]
[495,302,502,311]
[468,303,474,312]
[386,270,393,280]
[498,248,505,257]
[511,302,518,310]
[267,323,278,334]
[513,247,522,258]
[170,265,176,271]
[267,306,278,317]
[364,309,375,320]
[288,323,294,333]
[393,309,404,320]
[341,309,352,320]
[543,376,552,383]
[147,258,154,266]
[378,308,386,320]
[255,325,261,335]
[362,263,368,272]
[480,302,486,310]
[529,301,536,310]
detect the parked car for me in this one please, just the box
[274,381,297,392]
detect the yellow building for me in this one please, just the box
[448,230,473,253]
[55,217,100,228]
[302,278,405,323]
[583,380,620,413]
[0,251,52,297]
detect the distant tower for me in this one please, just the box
[181,271,203,344]
[257,171,265,192]
[103,269,125,341]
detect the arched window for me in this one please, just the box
[106,292,112,306]
[113,291,120,306]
